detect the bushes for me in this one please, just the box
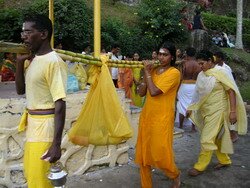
[0,8,22,42]
[22,0,93,52]
[203,12,250,35]
[137,0,189,47]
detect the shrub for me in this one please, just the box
[203,12,250,35]
[137,0,189,47]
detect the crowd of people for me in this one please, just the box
[1,13,246,188]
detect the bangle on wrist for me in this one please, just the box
[230,111,236,113]
[147,75,151,79]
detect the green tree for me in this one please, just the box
[22,0,93,52]
[137,0,189,47]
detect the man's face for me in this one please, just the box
[21,22,43,52]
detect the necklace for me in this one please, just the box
[157,66,169,74]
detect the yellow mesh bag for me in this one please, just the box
[68,57,133,146]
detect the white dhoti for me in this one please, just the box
[176,81,196,126]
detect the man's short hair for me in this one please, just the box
[185,47,196,57]
[24,14,53,41]
[214,51,225,60]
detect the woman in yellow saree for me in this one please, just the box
[187,50,247,176]
[135,42,181,188]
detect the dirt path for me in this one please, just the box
[68,120,250,188]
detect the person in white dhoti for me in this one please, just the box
[176,47,201,131]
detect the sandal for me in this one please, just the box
[214,163,231,170]
[188,168,203,177]
[171,173,181,188]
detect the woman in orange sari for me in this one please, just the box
[135,41,181,188]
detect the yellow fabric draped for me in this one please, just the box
[68,55,133,146]
[131,68,143,107]
[188,68,247,154]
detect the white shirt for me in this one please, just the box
[109,53,120,80]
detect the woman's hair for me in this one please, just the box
[161,41,176,66]
[196,50,214,61]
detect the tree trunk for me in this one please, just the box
[235,0,244,49]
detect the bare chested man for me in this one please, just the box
[176,47,201,131]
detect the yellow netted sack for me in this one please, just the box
[70,63,88,90]
[68,57,133,146]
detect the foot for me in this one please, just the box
[188,168,203,177]
[214,163,231,170]
[171,174,181,188]
[190,128,197,133]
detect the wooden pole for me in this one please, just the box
[94,0,101,58]
[49,0,54,48]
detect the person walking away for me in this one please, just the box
[135,42,181,188]
[187,50,247,176]
[118,54,133,99]
[109,43,121,88]
[16,14,67,187]
[131,52,144,107]
[176,47,201,131]
[214,51,238,142]
[193,9,207,30]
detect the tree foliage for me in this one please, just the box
[137,0,189,47]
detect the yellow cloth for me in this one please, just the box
[135,67,180,176]
[69,63,88,90]
[25,51,67,109]
[188,68,247,154]
[24,142,52,188]
[68,55,133,146]
[131,68,143,107]
[194,138,231,171]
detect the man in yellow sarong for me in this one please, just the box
[187,50,247,176]
[16,14,67,188]
[135,42,181,188]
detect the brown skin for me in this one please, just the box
[137,48,172,97]
[179,56,201,131]
[16,21,65,163]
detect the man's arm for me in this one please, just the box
[15,54,31,94]
[41,99,66,163]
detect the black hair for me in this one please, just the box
[161,41,176,66]
[196,50,214,61]
[111,43,120,49]
[24,14,53,41]
[214,51,225,60]
[4,52,11,59]
[185,47,196,57]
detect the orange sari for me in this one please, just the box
[135,67,180,180]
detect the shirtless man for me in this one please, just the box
[176,47,201,131]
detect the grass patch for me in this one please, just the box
[221,48,250,64]
[239,81,250,103]
[86,0,139,27]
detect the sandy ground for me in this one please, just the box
[67,119,250,188]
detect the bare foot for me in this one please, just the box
[190,129,197,133]
[171,173,181,188]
